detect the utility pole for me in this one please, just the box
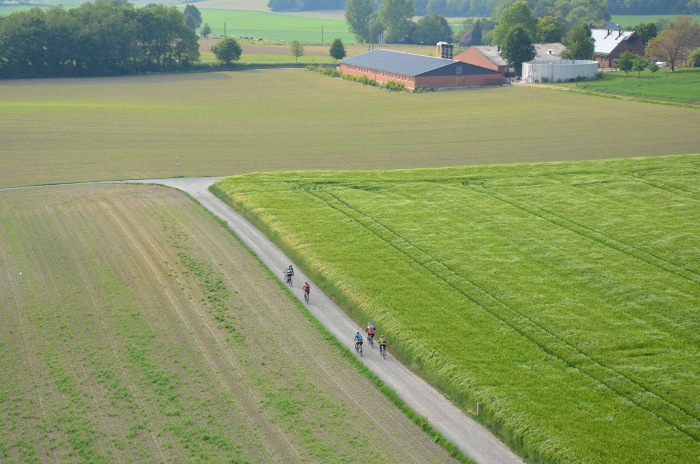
[176,157,179,177]
[224,22,226,36]
[369,23,372,51]
[322,26,324,44]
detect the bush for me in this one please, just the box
[557,79,562,83]
[541,77,549,83]
[384,81,407,92]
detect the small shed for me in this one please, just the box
[522,60,599,83]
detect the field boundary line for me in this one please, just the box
[307,185,700,443]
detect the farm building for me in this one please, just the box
[339,49,503,90]
[522,60,599,83]
[591,29,645,68]
[454,43,565,76]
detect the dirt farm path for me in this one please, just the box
[1,177,524,464]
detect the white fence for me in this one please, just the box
[522,60,599,83]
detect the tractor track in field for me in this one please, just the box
[0,178,525,464]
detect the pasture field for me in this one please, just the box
[611,14,700,27]
[0,183,459,463]
[553,67,700,104]
[1,70,700,189]
[213,154,700,464]
[194,9,355,43]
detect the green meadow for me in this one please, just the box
[555,67,700,104]
[192,9,354,43]
[213,154,700,464]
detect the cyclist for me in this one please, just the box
[354,332,363,353]
[288,264,294,276]
[366,322,375,345]
[303,282,310,299]
[285,267,293,284]
[379,334,387,356]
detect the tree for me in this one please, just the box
[184,13,196,30]
[378,0,415,43]
[615,50,635,79]
[634,21,657,45]
[345,0,375,43]
[690,47,700,65]
[538,15,565,43]
[645,15,700,71]
[412,13,453,45]
[183,4,202,28]
[560,23,594,60]
[491,0,517,22]
[502,24,535,75]
[329,38,346,60]
[290,40,304,62]
[212,37,242,64]
[632,54,648,76]
[471,19,482,45]
[493,1,539,45]
[200,23,211,37]
[648,60,660,77]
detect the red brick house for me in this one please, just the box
[591,29,645,68]
[339,49,503,90]
[453,43,565,76]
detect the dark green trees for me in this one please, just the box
[413,13,453,45]
[212,37,243,64]
[560,23,595,60]
[501,24,536,75]
[329,38,347,61]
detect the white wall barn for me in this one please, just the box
[522,60,599,83]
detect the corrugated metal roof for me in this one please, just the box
[591,29,635,55]
[467,43,565,66]
[340,49,458,76]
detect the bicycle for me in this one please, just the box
[367,333,374,348]
[304,290,309,303]
[355,342,363,357]
[380,344,386,359]
[284,273,293,286]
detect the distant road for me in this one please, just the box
[0,177,525,464]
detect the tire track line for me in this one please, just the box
[309,186,700,443]
[0,214,60,463]
[106,192,297,463]
[22,207,125,463]
[466,183,700,284]
[89,192,258,463]
[54,200,167,463]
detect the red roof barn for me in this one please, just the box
[339,49,503,90]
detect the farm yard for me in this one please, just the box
[213,154,700,464]
[2,70,700,189]
[0,183,460,463]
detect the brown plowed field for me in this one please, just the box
[0,184,458,463]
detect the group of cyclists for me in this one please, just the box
[354,322,387,358]
[284,265,387,357]
[285,265,310,301]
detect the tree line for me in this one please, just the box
[0,0,199,78]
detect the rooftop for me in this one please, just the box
[466,43,565,66]
[340,49,460,77]
[591,29,635,55]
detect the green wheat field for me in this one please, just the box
[214,154,700,464]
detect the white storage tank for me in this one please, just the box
[522,60,599,83]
